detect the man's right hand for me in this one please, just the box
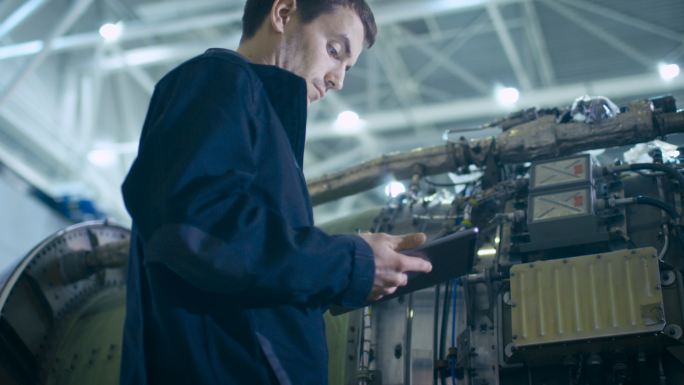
[358,232,432,302]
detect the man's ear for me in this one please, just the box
[269,0,297,34]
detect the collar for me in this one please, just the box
[248,63,308,168]
[204,49,308,168]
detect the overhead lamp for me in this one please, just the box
[87,148,117,167]
[495,86,520,107]
[477,247,497,257]
[99,22,123,42]
[384,181,406,198]
[333,110,364,134]
[659,63,680,81]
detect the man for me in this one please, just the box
[119,0,432,384]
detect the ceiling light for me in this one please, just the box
[659,63,680,81]
[496,86,520,107]
[477,247,497,257]
[99,22,123,42]
[333,110,364,134]
[87,148,117,167]
[384,181,406,198]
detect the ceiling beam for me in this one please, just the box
[414,12,492,82]
[99,15,519,73]
[0,0,93,109]
[541,0,653,68]
[486,2,533,90]
[0,10,244,61]
[395,25,489,94]
[0,0,48,40]
[135,0,236,21]
[308,71,684,140]
[558,0,684,43]
[98,39,233,72]
[0,0,524,62]
[523,0,555,86]
[373,0,521,25]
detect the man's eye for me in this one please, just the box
[328,44,339,59]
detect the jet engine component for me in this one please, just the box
[0,221,129,385]
[309,98,684,205]
[510,248,664,350]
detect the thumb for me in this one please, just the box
[396,232,427,251]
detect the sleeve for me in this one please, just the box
[121,55,374,308]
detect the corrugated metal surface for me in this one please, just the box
[510,247,665,347]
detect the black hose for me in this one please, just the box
[624,163,684,188]
[433,284,441,385]
[439,280,451,385]
[633,195,680,220]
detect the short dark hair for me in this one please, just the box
[241,0,377,48]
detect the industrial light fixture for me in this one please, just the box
[87,148,117,167]
[99,22,123,42]
[659,63,680,81]
[333,110,364,134]
[477,247,497,257]
[495,86,520,107]
[384,181,406,198]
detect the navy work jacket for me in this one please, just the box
[119,48,375,385]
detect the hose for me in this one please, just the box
[607,163,684,189]
[433,284,441,385]
[451,279,458,385]
[606,196,680,221]
[439,280,451,385]
[633,196,680,221]
[658,224,669,262]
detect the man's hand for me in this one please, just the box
[358,232,432,302]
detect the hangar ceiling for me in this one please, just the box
[0,0,683,223]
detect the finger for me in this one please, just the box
[398,254,432,273]
[396,232,427,251]
[386,272,408,287]
[384,233,404,249]
[384,286,398,296]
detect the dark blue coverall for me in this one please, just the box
[119,48,375,385]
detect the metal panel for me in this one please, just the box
[529,187,591,222]
[510,247,665,347]
[530,155,591,190]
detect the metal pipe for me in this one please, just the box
[308,101,684,206]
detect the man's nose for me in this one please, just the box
[325,66,346,91]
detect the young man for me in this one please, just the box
[119,0,432,384]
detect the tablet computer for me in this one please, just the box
[330,227,479,315]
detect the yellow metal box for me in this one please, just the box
[510,247,665,347]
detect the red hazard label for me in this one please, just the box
[574,195,584,207]
[574,164,584,176]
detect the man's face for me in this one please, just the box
[278,6,365,106]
